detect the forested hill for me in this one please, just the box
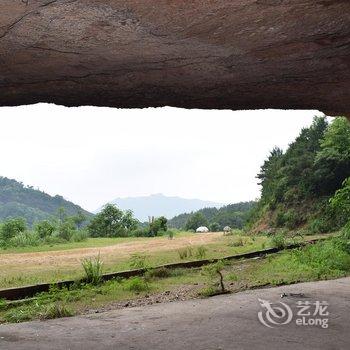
[0,177,92,225]
[168,201,256,230]
[247,116,350,234]
[100,194,223,222]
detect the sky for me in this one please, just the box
[0,104,323,212]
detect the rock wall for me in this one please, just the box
[0,0,349,114]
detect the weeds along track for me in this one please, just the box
[0,238,327,301]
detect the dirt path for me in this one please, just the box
[0,233,222,268]
[1,277,348,350]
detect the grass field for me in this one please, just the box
[1,235,348,324]
[0,231,331,289]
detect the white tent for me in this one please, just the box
[196,226,209,233]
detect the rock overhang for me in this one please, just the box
[0,0,349,116]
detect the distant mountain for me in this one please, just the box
[0,177,92,225]
[98,194,223,222]
[168,201,256,230]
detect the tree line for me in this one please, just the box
[247,116,350,233]
[0,204,170,248]
[169,202,255,231]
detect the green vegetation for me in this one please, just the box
[0,176,91,225]
[1,235,348,324]
[82,255,103,285]
[177,246,193,260]
[0,231,331,289]
[270,232,287,249]
[129,254,147,269]
[88,204,138,238]
[169,202,255,231]
[200,260,226,296]
[0,207,89,249]
[1,116,349,324]
[185,212,209,231]
[0,203,172,250]
[124,277,149,293]
[195,246,207,259]
[247,117,350,234]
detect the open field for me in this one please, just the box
[0,231,248,288]
[0,231,332,289]
[0,235,349,324]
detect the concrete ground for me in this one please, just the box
[0,277,349,350]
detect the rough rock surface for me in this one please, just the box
[0,1,349,114]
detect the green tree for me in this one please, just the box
[330,177,350,225]
[257,147,284,205]
[278,116,328,202]
[35,220,56,239]
[314,117,350,194]
[0,218,27,240]
[88,204,137,237]
[209,222,221,232]
[57,207,67,224]
[121,210,138,231]
[150,216,168,235]
[72,210,87,229]
[57,220,76,241]
[185,212,208,231]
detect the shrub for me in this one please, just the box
[177,247,193,260]
[1,218,27,240]
[293,239,350,277]
[229,237,244,247]
[43,235,66,245]
[168,268,185,277]
[209,222,221,232]
[270,232,286,249]
[198,286,218,297]
[274,209,286,227]
[4,301,74,323]
[130,227,151,237]
[40,303,74,320]
[57,221,75,241]
[225,229,242,237]
[35,220,56,239]
[341,222,350,240]
[129,254,147,269]
[201,260,226,295]
[124,277,149,293]
[82,254,103,285]
[226,272,238,281]
[4,304,42,323]
[0,298,6,311]
[167,230,175,240]
[284,209,301,230]
[145,267,171,279]
[308,218,331,234]
[195,246,207,259]
[9,232,40,247]
[71,229,89,242]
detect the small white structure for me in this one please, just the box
[223,226,232,234]
[196,226,209,233]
